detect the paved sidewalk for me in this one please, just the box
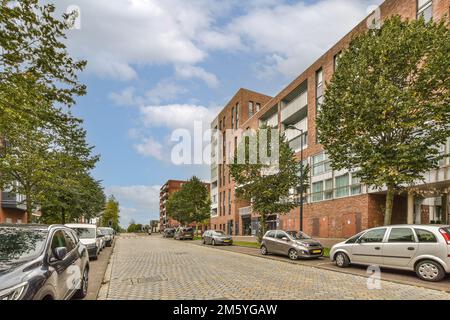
[193,240,450,293]
[98,235,450,300]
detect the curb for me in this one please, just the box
[96,239,116,300]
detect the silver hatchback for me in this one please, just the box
[330,225,450,282]
[261,230,324,260]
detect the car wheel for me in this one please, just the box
[73,267,89,299]
[212,239,216,246]
[261,245,268,255]
[335,252,350,268]
[202,238,206,244]
[288,249,299,260]
[415,260,445,282]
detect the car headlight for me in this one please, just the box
[0,282,27,300]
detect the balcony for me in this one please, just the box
[1,192,26,211]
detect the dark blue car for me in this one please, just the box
[0,224,90,300]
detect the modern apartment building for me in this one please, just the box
[160,179,211,230]
[0,191,27,224]
[210,0,450,238]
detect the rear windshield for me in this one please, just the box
[441,227,450,235]
[0,228,48,263]
[72,228,96,239]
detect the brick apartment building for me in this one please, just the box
[0,191,27,224]
[210,0,450,238]
[160,179,211,230]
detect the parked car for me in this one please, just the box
[174,227,194,240]
[330,225,450,282]
[260,230,324,260]
[98,227,114,247]
[65,224,103,260]
[162,228,175,238]
[0,224,90,300]
[202,230,233,246]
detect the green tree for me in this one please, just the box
[229,128,309,242]
[0,0,86,138]
[102,195,120,231]
[317,16,450,225]
[166,176,211,227]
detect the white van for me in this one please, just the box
[66,224,103,260]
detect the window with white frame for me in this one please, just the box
[312,181,324,202]
[316,69,324,113]
[417,0,432,22]
[324,178,333,200]
[312,152,332,176]
[351,174,362,195]
[248,101,254,118]
[335,174,350,198]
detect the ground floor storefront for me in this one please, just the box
[211,188,450,238]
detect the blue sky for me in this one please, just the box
[52,0,382,226]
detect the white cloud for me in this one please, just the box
[175,65,220,88]
[134,137,164,160]
[227,0,383,78]
[109,87,142,107]
[139,104,220,129]
[145,80,188,104]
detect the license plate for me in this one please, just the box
[312,250,322,254]
[223,240,230,242]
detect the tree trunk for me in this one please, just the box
[61,208,66,225]
[384,185,395,226]
[25,196,33,223]
[442,193,448,224]
[258,213,268,243]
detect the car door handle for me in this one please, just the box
[374,247,381,250]
[407,247,415,251]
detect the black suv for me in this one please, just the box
[0,224,90,300]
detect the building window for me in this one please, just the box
[333,51,343,71]
[417,0,433,22]
[312,152,332,176]
[248,101,254,118]
[351,174,362,195]
[312,181,324,202]
[255,103,261,113]
[235,103,239,128]
[335,174,350,198]
[324,178,333,200]
[231,106,235,130]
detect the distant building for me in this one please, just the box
[0,191,27,224]
[160,179,210,230]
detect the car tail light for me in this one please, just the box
[438,228,450,245]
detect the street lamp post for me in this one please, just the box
[286,125,305,232]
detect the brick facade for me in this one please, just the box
[210,0,449,238]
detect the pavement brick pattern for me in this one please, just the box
[99,235,450,300]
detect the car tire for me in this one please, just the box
[73,266,89,299]
[261,245,268,255]
[335,252,350,268]
[212,239,216,246]
[288,249,299,260]
[415,260,446,282]
[202,238,206,244]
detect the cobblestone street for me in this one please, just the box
[99,235,450,300]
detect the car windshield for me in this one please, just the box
[0,228,48,264]
[213,231,225,236]
[286,231,311,240]
[73,228,96,239]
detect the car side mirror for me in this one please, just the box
[53,247,67,261]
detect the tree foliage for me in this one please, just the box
[317,16,450,225]
[229,128,309,241]
[101,196,120,232]
[166,176,211,226]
